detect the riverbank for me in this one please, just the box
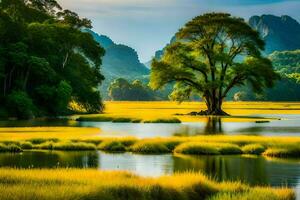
[0,168,294,200]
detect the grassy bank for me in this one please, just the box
[1,133,300,158]
[0,169,294,200]
[83,101,300,123]
[76,115,181,123]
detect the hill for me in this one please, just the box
[86,30,149,99]
[249,15,300,54]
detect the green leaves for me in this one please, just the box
[150,13,278,113]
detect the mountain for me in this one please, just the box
[86,30,150,99]
[249,15,300,54]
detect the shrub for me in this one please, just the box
[144,118,181,123]
[76,116,113,122]
[27,138,60,145]
[7,144,23,153]
[217,143,242,155]
[53,142,97,151]
[6,91,36,119]
[20,141,33,150]
[242,144,266,155]
[0,144,8,152]
[98,141,126,152]
[263,148,300,158]
[34,142,54,150]
[130,141,170,154]
[174,142,220,155]
[112,118,134,123]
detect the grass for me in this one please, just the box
[129,141,171,154]
[84,101,300,123]
[98,141,126,152]
[1,127,300,158]
[242,144,266,155]
[76,115,180,123]
[0,168,294,200]
[263,147,300,158]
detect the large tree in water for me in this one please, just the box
[150,13,279,115]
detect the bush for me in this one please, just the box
[144,118,181,123]
[7,144,23,153]
[34,142,54,150]
[6,91,36,119]
[20,141,33,150]
[174,142,220,155]
[76,116,113,122]
[53,142,97,151]
[129,141,170,154]
[242,144,266,155]
[98,141,126,152]
[0,144,8,152]
[112,118,135,123]
[27,138,60,145]
[217,143,242,155]
[263,148,300,158]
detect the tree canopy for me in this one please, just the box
[0,0,105,119]
[108,78,155,101]
[150,13,279,115]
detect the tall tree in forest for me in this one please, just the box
[150,13,279,115]
[0,0,105,119]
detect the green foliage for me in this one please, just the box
[6,91,35,119]
[108,78,156,101]
[144,118,181,124]
[0,0,105,119]
[263,148,300,158]
[269,50,300,74]
[242,144,266,155]
[129,141,171,154]
[150,13,278,114]
[174,143,220,155]
[98,141,126,152]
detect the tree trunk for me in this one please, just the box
[201,95,229,116]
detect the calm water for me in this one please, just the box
[1,114,300,138]
[0,151,300,190]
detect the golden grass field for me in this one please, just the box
[85,101,300,122]
[0,169,294,200]
[0,101,299,199]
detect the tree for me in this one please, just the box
[108,78,155,101]
[150,13,279,115]
[0,0,105,118]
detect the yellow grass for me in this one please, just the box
[79,101,300,122]
[0,127,100,141]
[0,168,294,200]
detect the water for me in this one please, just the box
[2,115,300,138]
[0,151,300,189]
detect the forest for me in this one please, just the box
[0,0,105,119]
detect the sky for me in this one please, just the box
[58,0,300,62]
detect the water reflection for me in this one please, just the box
[2,114,300,137]
[0,151,300,189]
[0,151,99,168]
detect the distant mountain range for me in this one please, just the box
[147,14,300,67]
[249,15,300,54]
[87,14,300,100]
[86,30,149,98]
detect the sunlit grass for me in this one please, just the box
[0,168,294,200]
[1,131,300,157]
[78,101,300,123]
[0,127,100,141]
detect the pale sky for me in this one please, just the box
[58,0,300,62]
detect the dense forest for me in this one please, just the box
[0,0,105,119]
